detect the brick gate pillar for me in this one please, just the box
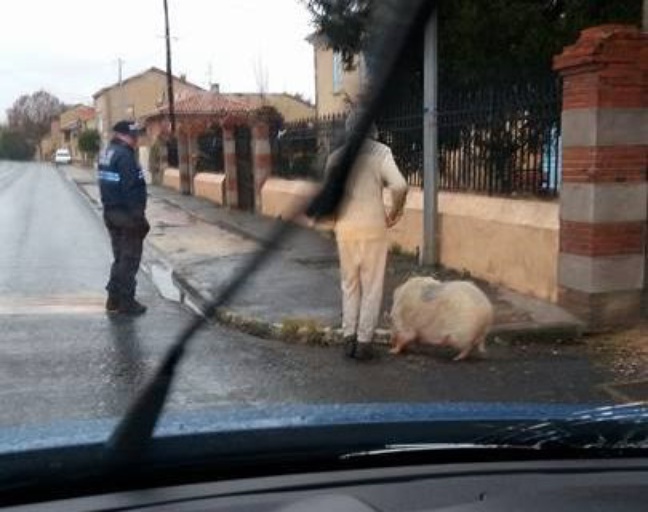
[554,25,648,330]
[252,121,272,212]
[178,129,198,194]
[222,126,238,208]
[177,130,191,195]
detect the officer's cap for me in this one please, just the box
[113,120,145,137]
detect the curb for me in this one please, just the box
[170,269,382,345]
[170,269,584,348]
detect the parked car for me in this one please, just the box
[53,148,72,165]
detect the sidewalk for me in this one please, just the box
[63,166,584,346]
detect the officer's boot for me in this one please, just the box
[118,297,148,316]
[106,295,120,314]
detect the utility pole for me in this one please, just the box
[163,0,183,191]
[421,6,439,265]
[117,57,125,128]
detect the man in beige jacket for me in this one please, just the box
[328,115,408,361]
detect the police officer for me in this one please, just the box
[98,120,150,315]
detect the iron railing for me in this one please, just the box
[376,101,424,187]
[438,79,562,197]
[195,125,224,173]
[271,114,346,181]
[269,78,562,197]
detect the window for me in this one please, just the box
[359,53,368,87]
[332,51,343,94]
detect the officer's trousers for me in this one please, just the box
[103,209,150,301]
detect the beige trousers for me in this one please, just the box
[337,237,389,343]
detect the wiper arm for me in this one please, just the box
[106,0,436,458]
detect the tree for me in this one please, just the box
[302,0,642,88]
[6,90,65,158]
[303,0,372,70]
[253,54,270,97]
[78,129,101,161]
[0,128,35,161]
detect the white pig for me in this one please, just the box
[389,276,494,361]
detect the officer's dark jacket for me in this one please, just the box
[97,138,147,215]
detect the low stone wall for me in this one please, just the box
[193,172,226,206]
[260,178,560,302]
[260,178,330,228]
[162,168,181,191]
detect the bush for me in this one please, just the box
[0,130,34,161]
[78,129,101,158]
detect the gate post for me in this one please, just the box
[252,120,272,212]
[177,129,191,195]
[554,25,648,330]
[222,124,238,208]
[179,130,198,195]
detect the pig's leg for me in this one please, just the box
[477,336,487,354]
[452,341,474,361]
[389,330,416,355]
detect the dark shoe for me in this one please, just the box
[353,342,375,361]
[106,296,120,314]
[344,336,375,361]
[118,299,148,316]
[343,335,358,358]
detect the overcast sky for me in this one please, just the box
[0,0,316,121]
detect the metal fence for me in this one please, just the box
[438,79,562,197]
[196,125,224,173]
[270,78,562,198]
[376,102,424,187]
[271,114,346,181]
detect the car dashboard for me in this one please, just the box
[5,457,648,511]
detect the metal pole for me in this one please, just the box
[163,0,182,189]
[118,57,124,122]
[421,7,439,265]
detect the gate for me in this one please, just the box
[235,126,254,211]
[196,124,224,172]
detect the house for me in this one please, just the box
[59,105,96,163]
[308,33,368,116]
[38,119,62,161]
[217,91,315,121]
[92,67,204,144]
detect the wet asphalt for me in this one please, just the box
[0,162,618,430]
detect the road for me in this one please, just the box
[0,161,620,430]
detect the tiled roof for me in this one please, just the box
[155,91,254,116]
[77,106,96,122]
[60,105,96,129]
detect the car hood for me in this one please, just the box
[0,402,605,455]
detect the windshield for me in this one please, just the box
[0,0,646,473]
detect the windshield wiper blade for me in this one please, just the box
[106,0,436,458]
[340,443,540,460]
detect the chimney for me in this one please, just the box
[210,83,220,94]
[180,73,187,83]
